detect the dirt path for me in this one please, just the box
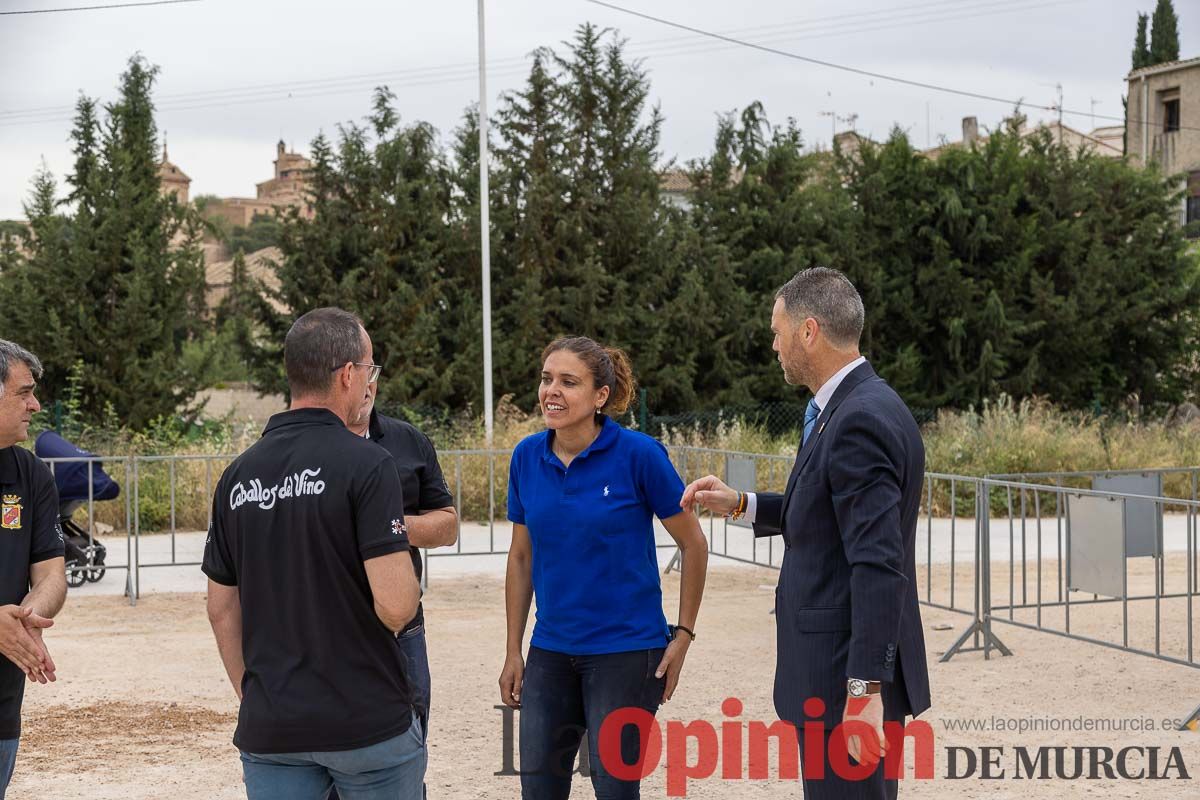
[10,565,1199,798]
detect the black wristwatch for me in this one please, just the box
[668,624,696,642]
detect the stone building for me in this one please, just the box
[1125,56,1200,228]
[924,116,1123,160]
[201,140,314,228]
[254,140,311,208]
[157,142,191,204]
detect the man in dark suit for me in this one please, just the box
[681,268,930,799]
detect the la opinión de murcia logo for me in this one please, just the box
[228,468,327,511]
[496,697,937,795]
[494,699,1192,796]
[946,745,1190,780]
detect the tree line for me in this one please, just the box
[2,25,1198,430]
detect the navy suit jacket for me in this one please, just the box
[753,361,931,729]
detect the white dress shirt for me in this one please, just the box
[743,356,867,523]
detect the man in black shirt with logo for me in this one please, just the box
[346,383,456,798]
[0,340,67,798]
[203,308,424,799]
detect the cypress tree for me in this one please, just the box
[1149,0,1181,65]
[0,57,208,427]
[1132,13,1151,70]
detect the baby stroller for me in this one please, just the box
[34,431,118,588]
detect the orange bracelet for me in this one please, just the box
[728,491,747,521]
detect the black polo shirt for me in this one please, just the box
[0,445,65,740]
[201,408,414,754]
[367,410,454,633]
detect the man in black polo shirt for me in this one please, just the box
[347,384,456,773]
[0,340,67,798]
[203,308,424,799]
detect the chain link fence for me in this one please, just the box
[379,399,939,443]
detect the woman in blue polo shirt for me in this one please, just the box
[499,336,708,800]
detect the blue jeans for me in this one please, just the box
[395,624,430,800]
[519,646,666,800]
[240,712,425,800]
[396,624,431,732]
[0,739,17,799]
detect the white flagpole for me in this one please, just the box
[477,0,494,446]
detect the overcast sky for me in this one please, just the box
[0,0,1181,219]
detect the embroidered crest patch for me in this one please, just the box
[1,495,22,530]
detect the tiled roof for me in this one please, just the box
[1127,55,1200,79]
[158,160,191,183]
[659,168,693,193]
[206,246,282,288]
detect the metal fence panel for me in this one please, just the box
[1092,473,1163,558]
[1066,492,1127,598]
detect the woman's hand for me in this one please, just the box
[499,652,525,709]
[654,636,691,703]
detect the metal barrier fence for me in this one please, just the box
[664,446,793,570]
[41,456,136,600]
[662,450,1200,731]
[963,468,1200,732]
[34,448,1200,730]
[40,450,516,600]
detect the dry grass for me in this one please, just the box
[49,396,1200,528]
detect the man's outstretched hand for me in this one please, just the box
[680,475,739,516]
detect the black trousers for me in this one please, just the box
[794,691,907,800]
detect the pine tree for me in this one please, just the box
[238,87,460,408]
[489,48,570,409]
[0,58,209,427]
[440,106,489,414]
[1150,0,1180,65]
[1132,13,1151,69]
[485,25,691,413]
[687,106,861,408]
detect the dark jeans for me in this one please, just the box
[396,624,431,733]
[328,625,430,800]
[0,738,17,799]
[519,645,665,800]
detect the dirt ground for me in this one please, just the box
[9,561,1200,799]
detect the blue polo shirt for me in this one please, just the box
[508,417,685,655]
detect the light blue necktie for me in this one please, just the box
[802,398,821,446]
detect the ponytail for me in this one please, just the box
[541,336,638,417]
